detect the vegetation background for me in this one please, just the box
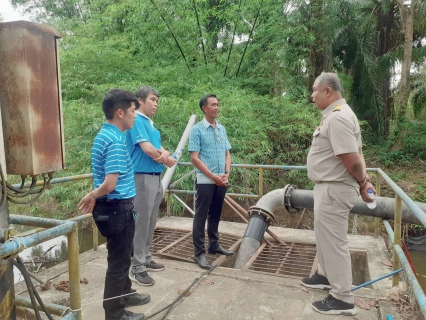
[6,0,426,236]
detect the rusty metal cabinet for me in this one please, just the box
[0,21,65,176]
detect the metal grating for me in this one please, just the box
[151,228,190,253]
[151,227,240,264]
[244,242,316,278]
[151,228,316,278]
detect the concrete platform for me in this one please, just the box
[15,217,402,320]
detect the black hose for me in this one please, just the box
[7,176,52,204]
[0,162,7,208]
[7,177,37,196]
[12,257,54,320]
[11,259,42,320]
[19,177,26,189]
[145,264,218,320]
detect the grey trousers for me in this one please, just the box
[131,174,163,273]
[313,183,359,304]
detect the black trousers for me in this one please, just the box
[92,199,135,320]
[193,184,227,256]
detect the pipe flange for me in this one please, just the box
[283,184,296,212]
[248,206,275,225]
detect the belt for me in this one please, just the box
[314,181,344,185]
[135,172,161,176]
[97,198,134,204]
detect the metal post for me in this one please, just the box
[0,199,15,320]
[258,168,263,199]
[92,216,98,251]
[393,194,402,287]
[375,173,381,237]
[0,259,16,320]
[67,222,82,320]
[0,204,8,243]
[167,192,171,216]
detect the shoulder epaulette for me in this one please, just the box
[333,105,341,112]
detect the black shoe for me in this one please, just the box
[301,271,331,290]
[124,289,151,307]
[208,245,234,256]
[312,294,356,316]
[192,254,212,270]
[119,310,145,320]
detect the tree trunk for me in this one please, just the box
[396,0,417,118]
[307,0,332,90]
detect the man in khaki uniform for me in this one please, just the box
[301,72,376,316]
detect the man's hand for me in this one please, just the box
[153,149,170,164]
[164,156,177,168]
[219,173,229,185]
[360,181,376,203]
[78,191,96,215]
[212,175,227,186]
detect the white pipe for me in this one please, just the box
[162,114,197,194]
[254,188,285,214]
[172,194,195,216]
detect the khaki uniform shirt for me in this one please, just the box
[307,98,362,187]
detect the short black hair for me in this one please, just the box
[199,94,217,113]
[102,89,138,120]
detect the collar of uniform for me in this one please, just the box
[103,122,124,134]
[322,98,346,119]
[136,110,154,127]
[202,117,220,129]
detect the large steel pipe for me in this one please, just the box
[289,189,426,225]
[234,188,286,269]
[234,185,426,269]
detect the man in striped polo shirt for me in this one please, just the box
[126,86,176,286]
[79,89,150,320]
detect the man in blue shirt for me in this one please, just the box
[79,89,150,320]
[189,94,233,270]
[126,86,176,286]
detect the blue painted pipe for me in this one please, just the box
[384,220,426,317]
[387,314,393,320]
[377,168,426,226]
[351,268,404,292]
[10,214,67,227]
[0,222,74,259]
[62,311,79,320]
[12,173,93,189]
[15,295,69,316]
[394,244,426,316]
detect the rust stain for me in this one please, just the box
[27,27,62,172]
[0,21,63,175]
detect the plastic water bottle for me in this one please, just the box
[367,188,376,209]
[172,148,184,160]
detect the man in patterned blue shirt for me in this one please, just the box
[189,94,233,270]
[79,89,150,320]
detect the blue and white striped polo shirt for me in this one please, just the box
[188,118,231,184]
[92,123,136,199]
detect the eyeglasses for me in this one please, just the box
[214,128,220,142]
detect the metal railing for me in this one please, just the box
[5,162,426,318]
[2,215,83,319]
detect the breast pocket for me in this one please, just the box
[311,130,320,151]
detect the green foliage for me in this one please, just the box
[6,0,426,217]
